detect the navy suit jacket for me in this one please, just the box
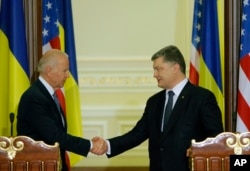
[107,81,224,171]
[17,79,90,171]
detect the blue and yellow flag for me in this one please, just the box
[42,0,83,165]
[0,0,30,136]
[189,0,224,123]
[58,0,83,165]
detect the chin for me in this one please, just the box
[157,84,163,88]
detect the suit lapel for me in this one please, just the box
[157,91,167,132]
[161,82,192,137]
[36,80,67,130]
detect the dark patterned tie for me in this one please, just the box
[163,91,174,131]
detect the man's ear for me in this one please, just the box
[46,65,53,75]
[173,63,180,73]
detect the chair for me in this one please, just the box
[0,136,61,171]
[187,132,250,171]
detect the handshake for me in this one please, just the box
[90,136,108,155]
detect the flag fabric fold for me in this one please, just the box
[42,0,83,166]
[0,0,30,136]
[189,0,224,124]
[236,1,250,132]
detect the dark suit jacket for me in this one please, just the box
[107,81,224,171]
[17,79,90,171]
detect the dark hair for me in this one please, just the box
[151,45,186,74]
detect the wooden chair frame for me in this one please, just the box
[0,136,61,171]
[188,132,250,171]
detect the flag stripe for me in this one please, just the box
[237,91,250,130]
[0,31,10,136]
[57,0,78,82]
[200,0,222,91]
[189,62,199,84]
[189,45,200,85]
[0,0,29,77]
[240,55,250,80]
[238,60,250,106]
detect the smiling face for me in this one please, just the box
[153,56,179,89]
[151,45,186,89]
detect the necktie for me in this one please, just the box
[162,90,174,131]
[53,93,70,170]
[53,93,65,126]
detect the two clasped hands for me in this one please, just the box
[90,136,109,155]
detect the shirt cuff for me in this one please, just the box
[106,140,111,155]
[90,140,93,150]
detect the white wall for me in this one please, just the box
[73,0,193,59]
[71,0,194,167]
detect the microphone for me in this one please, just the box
[9,113,15,137]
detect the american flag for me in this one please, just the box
[236,0,250,132]
[42,0,66,113]
[42,0,70,169]
[189,0,203,85]
[42,0,61,52]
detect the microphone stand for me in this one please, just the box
[9,113,15,137]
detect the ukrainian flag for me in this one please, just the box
[189,0,224,124]
[58,0,83,165]
[0,0,30,136]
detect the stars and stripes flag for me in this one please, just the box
[42,0,60,52]
[0,0,30,136]
[189,0,224,123]
[42,0,83,166]
[236,0,250,132]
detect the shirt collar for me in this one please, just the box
[166,78,188,97]
[39,76,54,97]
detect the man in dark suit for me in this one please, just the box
[93,45,224,171]
[17,49,106,171]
